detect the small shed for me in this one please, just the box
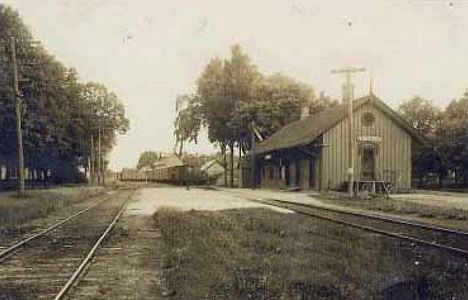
[248,94,427,191]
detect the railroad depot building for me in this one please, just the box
[250,93,426,191]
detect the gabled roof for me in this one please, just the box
[200,159,224,171]
[152,155,185,169]
[255,94,428,155]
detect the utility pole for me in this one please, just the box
[186,141,190,190]
[250,131,256,189]
[10,37,25,196]
[97,122,102,185]
[89,135,95,184]
[249,122,264,189]
[331,67,366,198]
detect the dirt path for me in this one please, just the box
[69,213,164,299]
[68,189,166,299]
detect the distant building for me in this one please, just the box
[200,160,225,177]
[152,154,185,170]
[200,160,225,185]
[245,94,427,191]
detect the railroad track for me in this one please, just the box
[225,192,468,258]
[0,191,130,299]
[0,195,112,262]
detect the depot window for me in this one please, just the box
[362,112,375,127]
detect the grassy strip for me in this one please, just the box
[324,196,468,221]
[153,207,468,299]
[0,186,105,228]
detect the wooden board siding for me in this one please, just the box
[321,101,412,190]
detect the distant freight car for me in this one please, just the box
[118,164,206,185]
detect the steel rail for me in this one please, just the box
[263,197,468,237]
[216,187,468,237]
[247,197,468,257]
[219,189,468,238]
[54,199,128,300]
[0,196,111,261]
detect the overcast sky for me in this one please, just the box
[3,0,468,170]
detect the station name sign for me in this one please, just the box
[356,136,381,143]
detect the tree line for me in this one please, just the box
[0,5,129,185]
[176,44,468,189]
[174,45,336,187]
[398,93,468,188]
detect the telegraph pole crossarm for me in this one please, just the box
[331,67,366,198]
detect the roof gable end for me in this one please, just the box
[255,94,427,154]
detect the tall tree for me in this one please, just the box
[82,82,129,184]
[229,74,332,154]
[398,96,444,186]
[195,45,261,186]
[437,90,468,186]
[185,45,332,187]
[398,96,442,138]
[0,4,129,186]
[223,45,260,187]
[311,91,338,115]
[174,94,202,156]
[137,151,160,170]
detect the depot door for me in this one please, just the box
[361,148,375,180]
